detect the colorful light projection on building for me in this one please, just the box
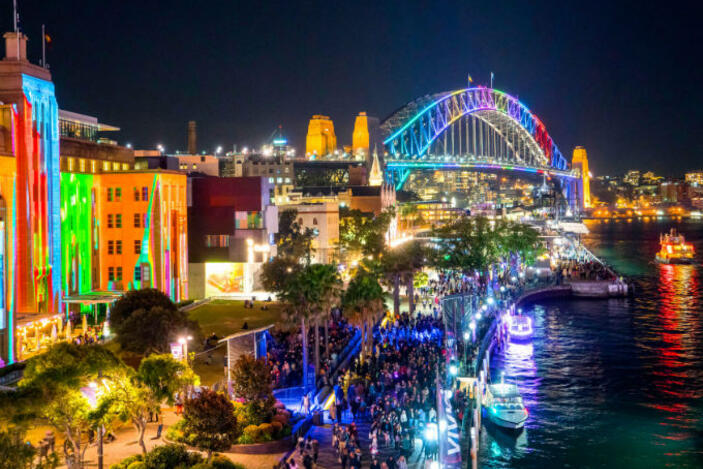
[205,263,245,297]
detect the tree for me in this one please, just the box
[229,355,272,402]
[0,430,35,469]
[275,209,315,263]
[431,216,501,277]
[380,241,426,316]
[182,390,239,461]
[343,271,385,359]
[110,289,200,355]
[99,354,198,454]
[304,264,342,377]
[9,343,125,469]
[339,207,394,260]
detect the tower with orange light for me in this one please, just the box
[572,146,591,209]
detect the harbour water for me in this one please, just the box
[480,219,703,468]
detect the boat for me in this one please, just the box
[508,315,533,342]
[483,381,528,431]
[655,228,696,264]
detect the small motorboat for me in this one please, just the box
[483,382,528,432]
[655,228,696,264]
[508,315,533,342]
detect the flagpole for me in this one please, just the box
[42,24,46,68]
[13,0,18,32]
[14,0,19,61]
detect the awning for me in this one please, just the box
[63,291,125,304]
[557,222,589,234]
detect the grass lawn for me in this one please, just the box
[188,299,285,386]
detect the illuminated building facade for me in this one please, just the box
[306,115,337,157]
[571,146,591,209]
[0,32,62,363]
[279,202,339,263]
[685,171,703,186]
[187,176,278,298]
[61,170,188,302]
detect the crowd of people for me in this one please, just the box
[321,312,446,468]
[556,259,616,282]
[268,316,357,389]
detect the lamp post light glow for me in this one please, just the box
[178,335,193,364]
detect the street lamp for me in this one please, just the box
[178,336,192,363]
[82,380,103,469]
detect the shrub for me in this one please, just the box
[257,423,274,441]
[270,421,283,435]
[211,456,246,469]
[143,444,203,468]
[110,454,142,469]
[272,412,288,426]
[242,424,260,441]
[126,462,147,469]
[245,396,277,426]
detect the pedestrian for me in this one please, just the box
[329,398,338,423]
[312,438,319,463]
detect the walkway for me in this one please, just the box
[286,412,431,469]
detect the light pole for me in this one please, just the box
[178,336,192,364]
[82,379,103,469]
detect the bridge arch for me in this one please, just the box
[381,88,571,186]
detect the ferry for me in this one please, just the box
[655,229,696,264]
[508,315,533,343]
[483,381,528,431]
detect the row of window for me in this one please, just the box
[107,187,150,202]
[65,157,131,173]
[107,240,142,254]
[106,265,150,282]
[267,177,292,184]
[204,234,230,248]
[106,213,146,228]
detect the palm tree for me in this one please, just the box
[306,264,342,379]
[343,271,385,360]
[381,241,426,316]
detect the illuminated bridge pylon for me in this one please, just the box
[381,87,580,206]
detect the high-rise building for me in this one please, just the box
[571,146,591,209]
[624,170,641,186]
[306,115,337,157]
[685,171,703,186]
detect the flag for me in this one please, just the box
[44,33,52,44]
[468,74,473,84]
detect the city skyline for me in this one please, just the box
[4,1,701,176]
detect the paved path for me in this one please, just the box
[286,411,432,469]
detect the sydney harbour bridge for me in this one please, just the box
[378,87,582,211]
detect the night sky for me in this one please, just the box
[4,1,702,176]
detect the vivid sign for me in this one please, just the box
[205,263,245,297]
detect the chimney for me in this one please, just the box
[3,31,28,61]
[187,121,197,154]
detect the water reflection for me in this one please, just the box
[479,220,703,468]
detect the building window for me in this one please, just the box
[133,213,141,228]
[313,218,318,225]
[107,188,113,202]
[116,240,122,255]
[107,214,114,228]
[115,188,122,201]
[134,188,140,201]
[142,187,149,201]
[108,267,115,281]
[103,161,110,171]
[107,240,114,255]
[204,235,230,248]
[134,266,142,281]
[192,164,197,169]
[285,177,291,183]
[91,161,97,173]
[115,214,122,228]
[67,158,75,171]
[268,177,274,183]
[134,240,141,254]
[116,267,123,281]
[79,159,86,172]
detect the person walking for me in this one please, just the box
[329,398,338,423]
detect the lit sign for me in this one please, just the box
[205,263,245,296]
[273,138,287,146]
